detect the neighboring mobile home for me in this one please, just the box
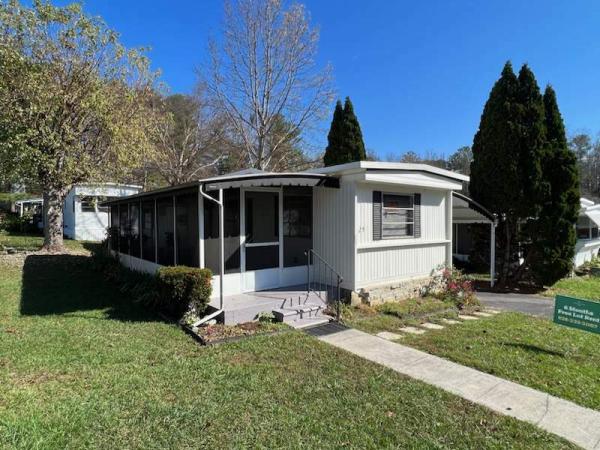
[575,198,600,266]
[16,183,141,241]
[104,162,475,324]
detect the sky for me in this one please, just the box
[56,0,600,159]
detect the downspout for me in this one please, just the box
[199,183,225,312]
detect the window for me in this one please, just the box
[382,194,414,238]
[119,205,129,254]
[129,202,140,258]
[80,196,97,212]
[203,188,241,274]
[283,187,312,267]
[176,192,199,267]
[156,197,175,265]
[110,205,119,251]
[141,200,155,262]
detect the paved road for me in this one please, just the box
[476,291,554,319]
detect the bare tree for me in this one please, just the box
[151,94,226,186]
[204,0,335,170]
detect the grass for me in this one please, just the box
[0,231,89,253]
[401,312,600,411]
[343,297,466,334]
[0,254,574,448]
[544,275,600,301]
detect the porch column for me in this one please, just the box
[218,189,224,309]
[446,191,453,266]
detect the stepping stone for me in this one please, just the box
[473,311,492,317]
[398,326,426,335]
[420,322,444,330]
[441,318,460,325]
[485,309,501,314]
[376,331,404,341]
[458,314,479,321]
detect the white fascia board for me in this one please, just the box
[305,161,469,182]
[357,172,463,191]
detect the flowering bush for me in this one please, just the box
[424,265,478,309]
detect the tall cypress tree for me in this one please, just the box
[323,97,366,166]
[470,62,522,285]
[530,86,580,284]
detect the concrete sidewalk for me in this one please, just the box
[316,327,600,449]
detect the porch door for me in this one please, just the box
[243,190,281,291]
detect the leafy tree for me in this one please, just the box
[569,133,600,199]
[323,97,366,166]
[448,146,473,175]
[529,86,580,284]
[470,62,522,286]
[0,1,157,251]
[151,93,225,186]
[204,0,334,170]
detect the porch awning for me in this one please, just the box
[584,206,600,228]
[202,172,339,190]
[452,192,495,224]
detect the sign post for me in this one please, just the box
[553,295,600,335]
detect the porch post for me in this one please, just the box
[490,220,496,288]
[219,189,224,310]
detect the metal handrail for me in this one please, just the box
[305,249,343,322]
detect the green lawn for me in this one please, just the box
[0,254,573,448]
[401,312,600,411]
[0,231,89,252]
[545,275,600,301]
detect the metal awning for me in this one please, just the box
[101,172,339,206]
[452,192,495,223]
[584,206,600,228]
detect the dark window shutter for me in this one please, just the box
[373,191,382,240]
[414,193,421,238]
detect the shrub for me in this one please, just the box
[90,242,159,307]
[424,265,479,309]
[156,266,212,320]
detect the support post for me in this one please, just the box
[490,220,496,288]
[199,184,225,312]
[218,188,224,310]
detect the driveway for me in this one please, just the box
[476,291,555,319]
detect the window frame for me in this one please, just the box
[381,192,415,239]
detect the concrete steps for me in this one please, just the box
[272,302,324,323]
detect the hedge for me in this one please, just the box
[156,266,212,319]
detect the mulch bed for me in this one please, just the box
[183,321,289,346]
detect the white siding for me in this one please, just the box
[354,183,449,288]
[357,244,446,286]
[313,179,356,290]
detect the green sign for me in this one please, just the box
[554,295,600,334]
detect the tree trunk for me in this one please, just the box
[42,187,68,252]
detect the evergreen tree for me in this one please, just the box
[530,86,580,284]
[470,62,522,285]
[323,97,366,166]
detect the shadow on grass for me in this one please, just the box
[501,342,565,357]
[19,254,162,323]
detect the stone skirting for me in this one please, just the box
[350,277,432,306]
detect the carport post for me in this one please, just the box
[490,219,496,288]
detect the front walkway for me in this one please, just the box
[312,325,600,450]
[476,291,555,318]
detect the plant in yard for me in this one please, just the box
[0,1,159,251]
[323,97,367,166]
[156,266,213,320]
[257,311,276,323]
[424,265,478,309]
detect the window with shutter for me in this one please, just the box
[372,192,422,239]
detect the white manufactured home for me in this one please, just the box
[16,183,141,241]
[104,162,479,325]
[575,198,600,267]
